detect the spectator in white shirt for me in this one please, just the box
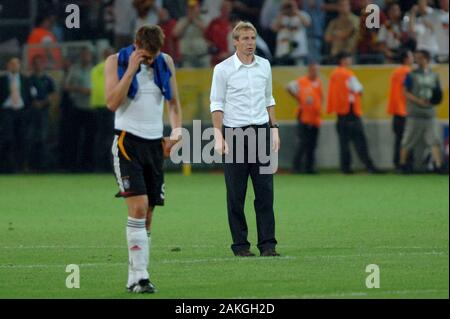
[407,0,440,59]
[271,0,311,65]
[210,21,280,258]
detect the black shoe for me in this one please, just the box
[305,169,318,175]
[342,169,354,175]
[127,279,156,294]
[234,249,255,257]
[260,249,280,257]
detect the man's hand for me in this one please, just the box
[170,127,183,141]
[214,135,229,155]
[271,128,280,153]
[126,49,146,76]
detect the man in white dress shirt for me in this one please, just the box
[210,21,281,257]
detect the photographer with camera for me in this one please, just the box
[271,0,311,66]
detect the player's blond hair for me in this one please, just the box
[232,21,257,40]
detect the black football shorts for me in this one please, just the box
[111,130,165,206]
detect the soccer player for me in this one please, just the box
[387,49,414,170]
[105,25,182,293]
[327,51,380,174]
[210,21,280,257]
[286,62,323,174]
[399,49,444,174]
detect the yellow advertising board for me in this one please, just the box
[174,64,449,122]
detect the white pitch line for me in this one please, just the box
[0,245,448,250]
[0,250,447,270]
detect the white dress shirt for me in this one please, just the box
[210,53,276,128]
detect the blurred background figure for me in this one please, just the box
[90,47,115,173]
[400,50,445,174]
[378,2,412,63]
[387,49,414,170]
[174,0,210,67]
[65,47,94,172]
[28,54,56,172]
[287,62,323,174]
[113,0,137,50]
[205,0,234,66]
[327,52,380,174]
[271,0,311,66]
[0,57,33,173]
[27,13,62,70]
[303,0,326,64]
[407,0,440,61]
[158,8,181,66]
[324,0,360,64]
[133,0,163,32]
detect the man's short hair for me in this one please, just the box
[135,25,165,53]
[232,21,257,40]
[398,49,412,63]
[416,49,431,61]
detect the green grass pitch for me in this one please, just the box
[0,173,448,299]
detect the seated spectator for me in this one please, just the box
[271,0,311,65]
[378,2,411,63]
[407,0,440,60]
[324,0,360,63]
[205,0,234,66]
[158,8,181,66]
[27,14,62,70]
[0,57,33,173]
[133,0,163,33]
[174,0,210,68]
[29,55,57,172]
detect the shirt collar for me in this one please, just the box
[233,53,259,70]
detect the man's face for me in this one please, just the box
[415,52,428,67]
[233,29,256,56]
[389,4,401,19]
[135,44,159,65]
[404,51,414,65]
[308,64,319,79]
[7,58,21,73]
[339,0,351,14]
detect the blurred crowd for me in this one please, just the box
[0,0,448,175]
[10,0,450,68]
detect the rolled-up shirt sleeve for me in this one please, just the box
[348,75,363,93]
[266,63,276,107]
[210,66,226,113]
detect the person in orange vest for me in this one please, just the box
[387,49,414,170]
[27,14,62,70]
[327,51,380,174]
[286,62,323,174]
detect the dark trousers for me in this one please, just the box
[0,108,31,173]
[29,107,50,171]
[336,115,375,172]
[69,107,96,172]
[93,108,114,172]
[392,115,406,169]
[293,122,319,172]
[223,124,277,254]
